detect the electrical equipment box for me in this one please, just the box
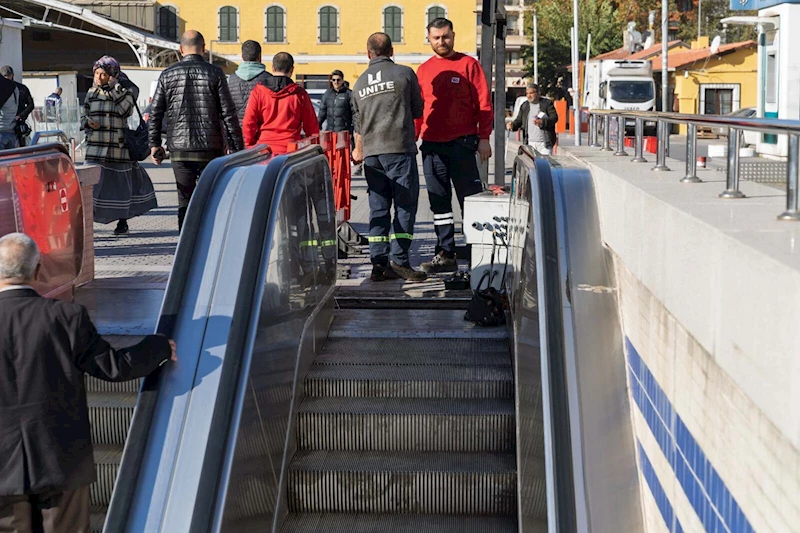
[463,192,511,291]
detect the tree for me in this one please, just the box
[522,0,622,94]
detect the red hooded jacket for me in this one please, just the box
[242,76,320,154]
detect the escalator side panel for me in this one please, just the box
[555,169,643,532]
[216,156,336,531]
[124,166,251,532]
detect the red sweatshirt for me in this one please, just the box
[242,77,320,154]
[415,53,493,142]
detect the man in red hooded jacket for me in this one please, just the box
[243,52,319,153]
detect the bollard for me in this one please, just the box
[614,116,628,156]
[601,115,613,151]
[652,120,670,171]
[631,117,647,163]
[681,124,702,183]
[778,134,800,220]
[590,114,601,147]
[719,129,746,198]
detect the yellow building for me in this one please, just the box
[651,37,757,134]
[152,0,476,85]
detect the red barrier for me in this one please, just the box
[0,145,83,299]
[623,136,658,153]
[288,131,352,227]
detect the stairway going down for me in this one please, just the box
[280,308,524,532]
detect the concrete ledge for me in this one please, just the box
[75,164,99,288]
[558,138,800,449]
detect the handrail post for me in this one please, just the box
[778,134,800,220]
[590,114,601,147]
[631,117,647,162]
[681,123,702,183]
[720,128,746,198]
[601,115,613,151]
[652,120,670,171]
[614,116,628,156]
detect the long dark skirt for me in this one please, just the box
[91,161,158,224]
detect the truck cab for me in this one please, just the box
[585,59,657,135]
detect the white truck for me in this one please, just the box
[584,59,657,135]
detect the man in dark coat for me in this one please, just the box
[228,40,272,122]
[0,66,34,147]
[318,70,353,133]
[0,233,176,533]
[149,30,243,231]
[508,82,558,155]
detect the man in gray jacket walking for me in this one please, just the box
[352,33,426,282]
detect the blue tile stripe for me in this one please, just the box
[626,338,755,533]
[638,440,685,533]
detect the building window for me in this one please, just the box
[319,6,339,43]
[506,14,518,36]
[265,5,286,43]
[157,5,178,41]
[219,6,238,42]
[699,84,740,115]
[383,6,402,43]
[426,5,446,24]
[506,52,520,65]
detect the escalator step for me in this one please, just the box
[280,513,522,532]
[329,310,507,340]
[91,444,123,507]
[287,450,517,515]
[88,392,137,444]
[297,397,515,452]
[90,506,107,533]
[85,376,142,393]
[304,363,513,399]
[316,338,512,366]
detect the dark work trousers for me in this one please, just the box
[364,153,419,266]
[421,135,484,255]
[0,486,90,533]
[172,159,212,230]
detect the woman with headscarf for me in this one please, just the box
[82,56,156,235]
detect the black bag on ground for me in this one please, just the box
[464,286,506,327]
[124,102,149,162]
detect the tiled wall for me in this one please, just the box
[616,260,800,533]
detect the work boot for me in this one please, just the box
[421,251,458,274]
[390,261,428,282]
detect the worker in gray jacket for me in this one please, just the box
[351,32,426,282]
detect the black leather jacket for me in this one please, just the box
[148,54,243,154]
[318,87,353,132]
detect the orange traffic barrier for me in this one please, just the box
[288,131,352,227]
[555,100,567,134]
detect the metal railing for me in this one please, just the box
[586,110,800,221]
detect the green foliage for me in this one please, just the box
[522,0,622,94]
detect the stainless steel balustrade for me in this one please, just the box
[587,110,800,221]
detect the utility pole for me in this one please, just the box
[662,0,668,113]
[572,0,580,145]
[698,0,702,39]
[533,9,538,84]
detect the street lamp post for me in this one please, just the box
[662,0,668,114]
[572,0,580,145]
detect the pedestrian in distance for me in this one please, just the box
[415,17,493,274]
[242,52,319,154]
[0,66,34,150]
[149,30,244,232]
[82,56,158,235]
[351,32,427,282]
[508,83,558,155]
[319,69,360,174]
[45,87,63,123]
[0,233,176,533]
[228,40,273,123]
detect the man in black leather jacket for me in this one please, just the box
[148,30,243,231]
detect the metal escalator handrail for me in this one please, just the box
[513,149,578,533]
[104,145,273,532]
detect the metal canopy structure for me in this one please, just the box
[3,0,179,67]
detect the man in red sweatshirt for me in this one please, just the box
[415,17,493,274]
[242,52,319,154]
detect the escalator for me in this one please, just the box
[79,145,641,532]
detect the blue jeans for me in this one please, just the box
[364,153,419,266]
[0,131,18,150]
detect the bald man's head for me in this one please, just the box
[367,33,393,59]
[180,30,205,55]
